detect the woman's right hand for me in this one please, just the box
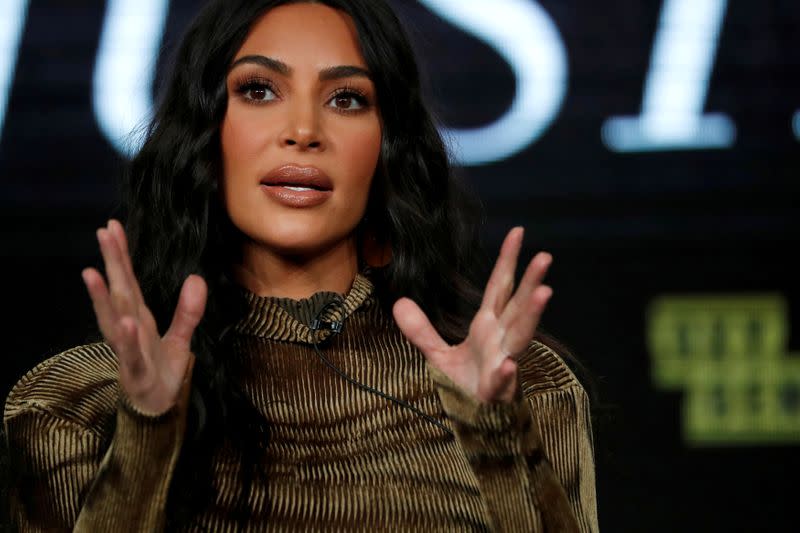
[81,219,208,415]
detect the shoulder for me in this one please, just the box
[517,339,586,397]
[4,342,120,438]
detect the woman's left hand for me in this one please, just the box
[393,227,552,403]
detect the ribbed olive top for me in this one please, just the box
[4,273,598,532]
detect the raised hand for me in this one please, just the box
[81,219,208,415]
[393,227,552,403]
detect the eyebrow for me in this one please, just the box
[229,55,372,81]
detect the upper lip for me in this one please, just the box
[260,165,333,191]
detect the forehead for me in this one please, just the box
[233,3,367,68]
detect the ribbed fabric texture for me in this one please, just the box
[4,273,598,532]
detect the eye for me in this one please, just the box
[235,79,278,103]
[327,90,368,112]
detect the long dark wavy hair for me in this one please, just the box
[123,0,489,526]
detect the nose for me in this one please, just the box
[279,98,325,151]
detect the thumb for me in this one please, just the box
[176,354,195,410]
[392,297,448,359]
[164,274,208,347]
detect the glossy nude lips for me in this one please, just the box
[260,165,333,207]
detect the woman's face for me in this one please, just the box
[220,3,381,259]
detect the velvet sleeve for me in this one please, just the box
[428,354,598,532]
[3,350,187,532]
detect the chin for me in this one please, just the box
[232,206,359,254]
[259,227,355,257]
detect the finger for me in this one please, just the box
[517,251,552,298]
[107,219,146,306]
[476,356,518,403]
[164,274,208,348]
[108,220,162,338]
[494,358,520,403]
[480,227,524,317]
[500,251,552,329]
[176,355,196,409]
[82,267,118,338]
[500,284,553,357]
[116,316,147,384]
[392,297,449,359]
[97,225,136,316]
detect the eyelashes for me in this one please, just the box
[233,76,278,103]
[231,75,372,113]
[327,86,370,113]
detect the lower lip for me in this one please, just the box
[260,185,332,208]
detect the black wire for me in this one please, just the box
[309,300,454,438]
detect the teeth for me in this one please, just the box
[283,186,313,192]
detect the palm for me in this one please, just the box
[393,227,552,403]
[82,220,207,414]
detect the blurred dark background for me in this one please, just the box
[1,0,798,530]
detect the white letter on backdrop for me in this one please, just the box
[93,0,169,157]
[602,0,735,152]
[0,0,30,139]
[418,0,568,166]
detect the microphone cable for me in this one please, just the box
[309,299,454,438]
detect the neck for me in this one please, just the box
[232,237,359,300]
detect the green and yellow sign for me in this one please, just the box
[647,294,799,445]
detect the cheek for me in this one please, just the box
[220,106,272,179]
[337,121,382,200]
[353,126,382,164]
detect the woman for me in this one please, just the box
[3,0,597,531]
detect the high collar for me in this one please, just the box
[233,272,375,344]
